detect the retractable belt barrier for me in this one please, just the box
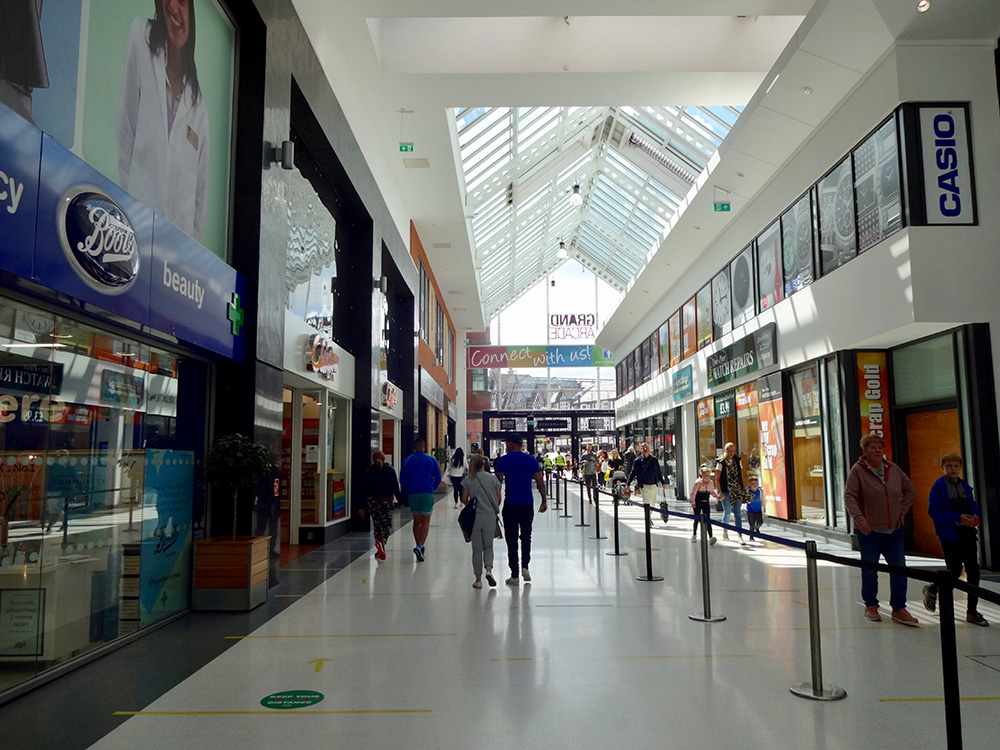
[558,481,997,750]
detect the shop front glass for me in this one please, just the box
[653,410,681,496]
[822,357,847,528]
[0,297,205,693]
[791,363,825,524]
[735,383,760,480]
[696,398,716,468]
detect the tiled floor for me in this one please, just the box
[6,488,1000,749]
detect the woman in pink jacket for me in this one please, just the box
[844,434,918,626]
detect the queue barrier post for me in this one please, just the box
[635,498,663,582]
[936,571,963,750]
[606,487,628,557]
[558,474,571,518]
[589,482,607,540]
[689,515,725,621]
[789,540,845,700]
[575,478,590,528]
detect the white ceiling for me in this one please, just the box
[288,0,1000,335]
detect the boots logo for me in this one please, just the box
[58,186,139,293]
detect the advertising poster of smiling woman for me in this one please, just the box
[0,0,234,259]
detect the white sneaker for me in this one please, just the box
[691,536,697,543]
[505,577,519,585]
[709,537,717,546]
[521,568,531,582]
[472,580,482,589]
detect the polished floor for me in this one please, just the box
[7,486,1000,749]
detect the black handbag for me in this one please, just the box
[458,497,477,542]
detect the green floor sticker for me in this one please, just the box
[261,691,325,710]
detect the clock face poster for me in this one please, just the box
[757,220,783,311]
[853,118,901,253]
[711,269,731,341]
[818,156,857,275]
[730,245,756,328]
[781,192,814,296]
[696,283,712,350]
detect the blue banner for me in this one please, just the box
[672,364,694,400]
[0,103,42,279]
[140,450,194,627]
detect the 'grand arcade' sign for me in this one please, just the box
[549,312,596,340]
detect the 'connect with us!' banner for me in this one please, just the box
[467,346,614,369]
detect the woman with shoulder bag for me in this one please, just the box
[461,454,502,589]
[714,442,748,545]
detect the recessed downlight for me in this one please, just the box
[917,1,930,12]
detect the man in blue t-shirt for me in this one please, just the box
[399,438,442,562]
[495,433,547,585]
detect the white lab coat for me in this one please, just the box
[116,18,209,242]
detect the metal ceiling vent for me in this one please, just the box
[628,133,697,184]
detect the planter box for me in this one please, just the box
[192,536,270,611]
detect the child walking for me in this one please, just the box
[746,475,764,542]
[689,465,717,545]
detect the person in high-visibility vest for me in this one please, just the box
[554,452,566,478]
[542,454,553,481]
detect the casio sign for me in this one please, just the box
[920,106,975,225]
[58,186,139,292]
[306,334,339,380]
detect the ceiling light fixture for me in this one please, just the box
[801,86,814,95]
[569,184,583,207]
[556,240,568,260]
[916,1,930,11]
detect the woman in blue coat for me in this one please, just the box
[922,452,988,626]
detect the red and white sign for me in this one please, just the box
[381,382,398,409]
[856,352,892,459]
[306,334,339,380]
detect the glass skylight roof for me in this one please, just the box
[453,104,743,318]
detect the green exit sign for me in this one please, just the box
[713,202,731,212]
[399,142,414,152]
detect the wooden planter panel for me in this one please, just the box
[193,536,270,611]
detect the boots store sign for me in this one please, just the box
[0,106,245,361]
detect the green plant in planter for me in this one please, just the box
[432,446,448,469]
[204,433,273,539]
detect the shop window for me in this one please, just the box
[757,373,789,519]
[823,357,847,528]
[472,369,489,393]
[284,169,337,334]
[792,363,825,524]
[735,382,760,481]
[696,397,716,468]
[448,329,455,382]
[892,334,956,407]
[419,263,430,342]
[434,302,445,363]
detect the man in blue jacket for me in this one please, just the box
[400,438,442,562]
[922,452,988,626]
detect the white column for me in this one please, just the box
[456,334,468,450]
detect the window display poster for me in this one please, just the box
[857,352,892,460]
[640,338,651,383]
[631,350,641,391]
[0,589,45,656]
[658,321,670,374]
[853,118,902,251]
[757,220,783,311]
[648,332,660,377]
[696,284,712,350]
[818,157,858,275]
[757,373,789,519]
[140,450,194,628]
[1,0,237,259]
[682,297,697,359]
[730,245,756,328]
[711,269,732,341]
[669,310,681,366]
[781,192,814,296]
[625,352,634,393]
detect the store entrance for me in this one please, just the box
[905,409,961,558]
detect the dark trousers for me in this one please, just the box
[929,538,981,612]
[693,497,713,537]
[747,511,763,536]
[583,473,597,501]
[857,528,907,611]
[451,476,463,503]
[502,504,534,576]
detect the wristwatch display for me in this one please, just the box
[818,157,857,275]
[730,245,755,327]
[781,192,814,296]
[853,118,901,252]
[757,220,781,310]
[711,269,731,339]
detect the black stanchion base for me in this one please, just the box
[606,551,629,556]
[789,683,847,701]
[575,522,592,527]
[637,547,661,552]
[689,613,727,622]
[636,575,664,582]
[589,534,608,539]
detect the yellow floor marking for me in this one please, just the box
[226,633,456,639]
[879,697,1000,703]
[278,568,344,572]
[276,593,450,598]
[489,654,753,662]
[114,710,432,716]
[791,600,809,608]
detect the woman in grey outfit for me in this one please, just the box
[461,453,502,589]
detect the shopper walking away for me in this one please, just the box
[923,452,988,626]
[449,447,467,509]
[495,433,547,585]
[745,476,764,542]
[462,454,502,589]
[689,465,717,544]
[714,442,748,545]
[844,434,918,625]
[627,442,668,528]
[363,450,400,560]
[598,450,610,488]
[581,445,599,504]
[399,438,442,562]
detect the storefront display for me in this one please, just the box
[735,383,760,479]
[791,364,824,524]
[696,397,715,468]
[757,373,788,519]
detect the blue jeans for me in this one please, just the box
[856,528,907,611]
[721,492,743,533]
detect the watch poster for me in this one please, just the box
[757,373,789,520]
[853,118,902,252]
[658,321,670,374]
[668,310,682,366]
[696,283,712,350]
[818,157,857,275]
[631,349,641,390]
[711,269,732,341]
[682,297,697,359]
[730,245,756,328]
[781,192,814,296]
[640,337,651,383]
[625,352,635,393]
[757,220,783,311]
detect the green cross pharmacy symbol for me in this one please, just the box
[227,293,245,336]
[160,591,168,607]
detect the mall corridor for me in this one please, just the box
[4,487,996,750]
